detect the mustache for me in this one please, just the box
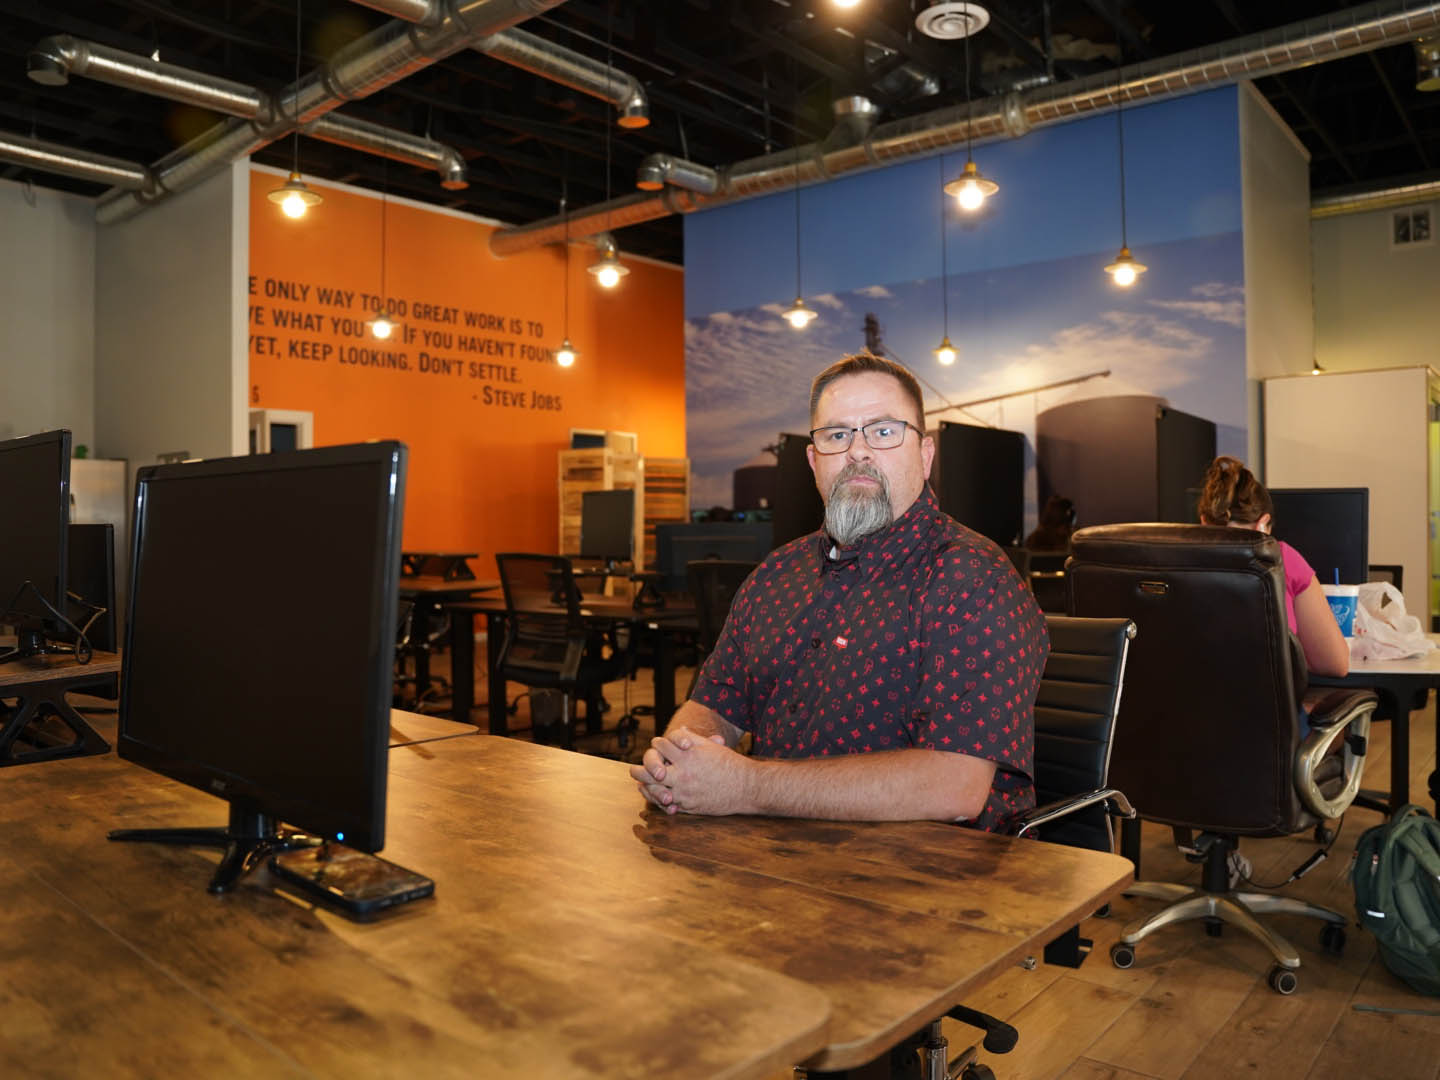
[829,461,886,499]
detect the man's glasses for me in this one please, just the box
[808,419,918,455]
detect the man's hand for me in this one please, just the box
[628,725,752,816]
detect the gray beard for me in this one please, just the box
[824,462,893,546]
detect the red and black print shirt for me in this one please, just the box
[691,486,1047,832]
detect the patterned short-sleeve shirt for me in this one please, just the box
[691,485,1047,832]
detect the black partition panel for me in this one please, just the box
[936,422,1024,547]
[771,432,825,550]
[1156,407,1218,523]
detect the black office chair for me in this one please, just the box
[494,553,632,753]
[1067,523,1377,994]
[1026,550,1069,614]
[910,615,1138,1080]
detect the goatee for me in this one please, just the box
[825,462,893,546]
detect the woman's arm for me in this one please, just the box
[1294,574,1350,677]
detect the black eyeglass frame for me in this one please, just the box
[807,419,920,455]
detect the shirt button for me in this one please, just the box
[788,702,799,714]
[811,637,822,648]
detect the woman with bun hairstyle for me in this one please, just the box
[1197,456,1349,678]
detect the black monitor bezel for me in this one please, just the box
[1268,487,1369,585]
[0,428,72,635]
[116,441,406,852]
[579,488,636,563]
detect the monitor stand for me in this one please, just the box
[109,803,323,894]
[0,628,47,665]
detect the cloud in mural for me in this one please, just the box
[854,285,895,299]
[1146,281,1245,328]
[811,292,847,310]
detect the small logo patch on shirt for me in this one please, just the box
[834,636,848,648]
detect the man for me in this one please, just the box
[631,352,1047,829]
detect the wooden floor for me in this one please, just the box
[417,644,1440,1079]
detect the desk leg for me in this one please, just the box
[0,677,111,765]
[1391,699,1412,816]
[451,610,475,726]
[653,625,676,737]
[487,612,506,737]
[412,598,434,704]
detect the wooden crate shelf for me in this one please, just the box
[557,449,689,573]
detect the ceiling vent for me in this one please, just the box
[915,2,990,41]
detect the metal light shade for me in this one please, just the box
[587,239,629,288]
[556,338,578,367]
[1103,245,1148,287]
[783,297,818,329]
[368,311,400,339]
[267,171,322,218]
[934,335,957,365]
[943,159,998,210]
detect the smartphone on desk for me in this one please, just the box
[270,844,434,917]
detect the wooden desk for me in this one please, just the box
[1310,635,1440,814]
[0,650,120,764]
[396,577,499,710]
[1,734,1131,1076]
[448,594,697,734]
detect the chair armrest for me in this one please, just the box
[1012,787,1135,839]
[1301,686,1378,729]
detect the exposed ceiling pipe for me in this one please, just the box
[27,34,468,192]
[635,153,720,194]
[1311,178,1440,217]
[306,114,469,189]
[348,0,648,126]
[88,0,566,224]
[491,0,1440,255]
[0,129,152,191]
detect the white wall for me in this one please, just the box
[0,178,95,447]
[1239,83,1313,467]
[1264,367,1430,614]
[1313,198,1440,372]
[95,161,249,486]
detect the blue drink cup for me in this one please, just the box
[1321,584,1359,637]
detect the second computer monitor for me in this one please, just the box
[1268,487,1369,585]
[580,489,635,565]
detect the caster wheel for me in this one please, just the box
[1320,923,1347,955]
[1110,943,1136,969]
[1268,966,1298,995]
[1095,903,1112,918]
[961,1066,996,1080]
[1314,823,1334,845]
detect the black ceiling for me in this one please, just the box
[2,0,1439,264]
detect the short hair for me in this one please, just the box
[1197,456,1273,526]
[808,353,926,433]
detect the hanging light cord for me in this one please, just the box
[939,159,949,332]
[561,188,570,334]
[603,5,613,240]
[963,1,974,163]
[379,136,388,313]
[793,60,803,298]
[1116,55,1128,247]
[291,0,302,174]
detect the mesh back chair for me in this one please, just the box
[495,553,630,752]
[1067,523,1377,994]
[687,559,759,657]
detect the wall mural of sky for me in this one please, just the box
[684,87,1248,527]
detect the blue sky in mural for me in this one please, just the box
[685,230,1245,509]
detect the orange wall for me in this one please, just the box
[248,167,685,572]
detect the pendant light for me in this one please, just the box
[557,191,578,367]
[934,157,957,365]
[941,3,997,213]
[587,8,627,289]
[367,134,399,340]
[266,0,322,219]
[784,64,817,331]
[1103,61,1147,287]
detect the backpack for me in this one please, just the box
[1352,804,1440,996]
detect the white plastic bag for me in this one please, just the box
[1350,581,1436,662]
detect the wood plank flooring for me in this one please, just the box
[429,642,1440,1079]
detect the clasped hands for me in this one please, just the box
[629,726,753,816]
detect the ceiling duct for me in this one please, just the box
[350,0,648,126]
[825,96,881,149]
[85,0,566,224]
[635,153,720,194]
[492,0,1440,255]
[0,129,152,191]
[305,114,469,189]
[1311,177,1440,217]
[863,41,940,102]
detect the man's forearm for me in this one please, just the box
[743,749,997,823]
[667,700,743,747]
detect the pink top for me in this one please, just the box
[1279,539,1314,634]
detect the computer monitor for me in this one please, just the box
[655,522,773,593]
[111,442,407,893]
[580,489,634,565]
[1269,488,1369,585]
[63,523,117,653]
[0,429,72,660]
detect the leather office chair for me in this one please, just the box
[681,559,758,698]
[494,553,631,753]
[1066,523,1378,994]
[911,615,1138,1080]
